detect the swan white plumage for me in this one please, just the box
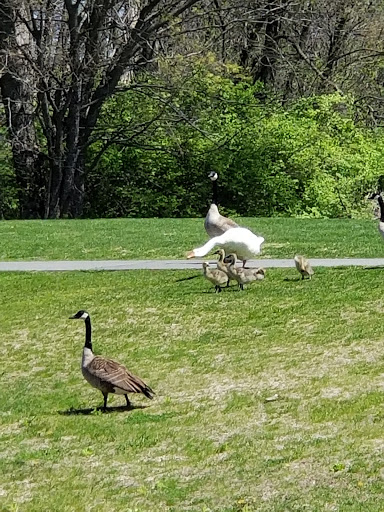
[187,227,265,267]
[204,172,239,238]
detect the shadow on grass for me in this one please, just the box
[201,286,240,294]
[59,404,149,415]
[175,274,201,282]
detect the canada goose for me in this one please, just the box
[204,172,239,238]
[202,262,229,292]
[226,253,266,290]
[187,227,265,267]
[69,310,154,410]
[368,192,384,239]
[294,255,314,280]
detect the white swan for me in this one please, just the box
[204,172,239,238]
[187,227,265,267]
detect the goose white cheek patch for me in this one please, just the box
[80,312,89,319]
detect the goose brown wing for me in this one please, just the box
[89,356,154,397]
[223,217,239,229]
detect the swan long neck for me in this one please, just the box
[212,179,218,205]
[194,236,221,257]
[84,316,92,350]
[378,195,384,222]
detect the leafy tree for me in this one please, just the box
[0,0,203,218]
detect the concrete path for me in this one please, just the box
[0,258,384,272]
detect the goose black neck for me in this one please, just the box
[378,195,384,222]
[212,179,218,205]
[84,317,92,350]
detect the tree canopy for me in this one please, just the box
[1,0,384,219]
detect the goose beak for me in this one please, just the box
[69,315,76,319]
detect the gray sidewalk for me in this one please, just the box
[0,258,384,271]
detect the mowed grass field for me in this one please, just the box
[1,218,384,511]
[0,217,384,260]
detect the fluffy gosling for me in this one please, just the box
[214,248,232,286]
[294,254,314,280]
[202,261,229,292]
[226,253,265,290]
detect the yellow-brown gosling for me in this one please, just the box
[202,261,229,292]
[226,253,265,290]
[69,310,155,410]
[214,248,231,286]
[294,254,314,280]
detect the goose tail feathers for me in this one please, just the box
[142,385,155,400]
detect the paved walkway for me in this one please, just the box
[1,258,384,271]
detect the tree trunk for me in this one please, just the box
[0,2,45,218]
[252,2,285,86]
[0,75,46,218]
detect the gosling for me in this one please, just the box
[202,262,229,292]
[226,253,265,290]
[214,248,231,286]
[294,254,314,280]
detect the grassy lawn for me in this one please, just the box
[0,217,384,260]
[1,267,384,511]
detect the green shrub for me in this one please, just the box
[87,68,384,218]
[0,126,18,219]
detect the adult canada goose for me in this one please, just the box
[225,253,266,290]
[202,262,229,292]
[187,227,265,267]
[294,255,314,280]
[204,172,239,238]
[69,310,154,410]
[368,192,384,239]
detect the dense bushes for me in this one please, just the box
[2,63,384,219]
[85,67,384,218]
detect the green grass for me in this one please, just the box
[1,267,384,510]
[0,217,384,260]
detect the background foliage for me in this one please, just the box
[3,0,384,219]
[84,61,384,219]
[2,59,384,219]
